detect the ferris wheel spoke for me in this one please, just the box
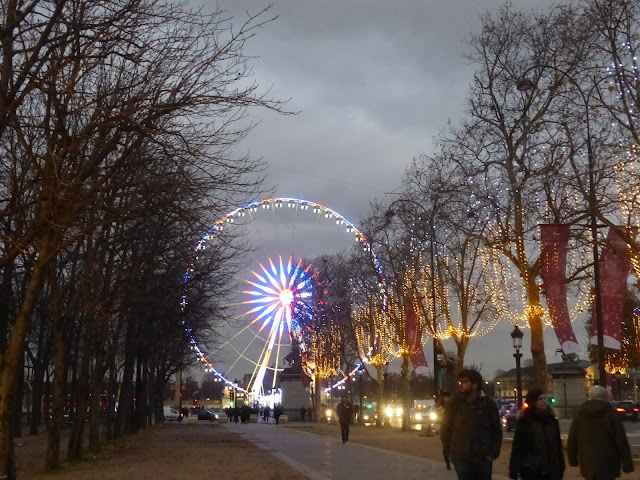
[224,331,266,371]
[252,311,282,395]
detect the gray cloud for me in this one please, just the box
[191,0,569,380]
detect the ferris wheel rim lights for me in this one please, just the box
[181,197,385,393]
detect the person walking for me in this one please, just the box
[274,405,283,425]
[509,388,564,480]
[300,406,307,421]
[263,405,270,423]
[440,368,502,480]
[567,385,633,480]
[438,391,452,470]
[336,396,353,443]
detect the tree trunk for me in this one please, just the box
[46,266,68,470]
[12,353,23,439]
[0,259,48,477]
[67,329,93,460]
[401,354,411,431]
[527,280,548,389]
[375,366,383,428]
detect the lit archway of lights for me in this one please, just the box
[181,197,385,394]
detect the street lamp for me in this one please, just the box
[516,66,607,387]
[511,325,524,409]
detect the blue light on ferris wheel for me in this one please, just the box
[243,256,313,331]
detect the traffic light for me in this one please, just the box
[549,396,556,404]
[229,389,234,401]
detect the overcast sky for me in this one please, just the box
[188,0,585,383]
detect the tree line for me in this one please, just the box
[0,1,287,477]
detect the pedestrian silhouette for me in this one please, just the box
[568,385,633,480]
[336,396,353,443]
[509,388,564,480]
[300,406,307,421]
[274,405,283,425]
[263,405,270,423]
[438,391,452,470]
[441,368,502,480]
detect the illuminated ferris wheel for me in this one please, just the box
[181,197,383,402]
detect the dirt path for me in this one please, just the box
[13,420,640,479]
[15,422,307,480]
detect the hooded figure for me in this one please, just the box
[567,385,633,480]
[509,388,564,480]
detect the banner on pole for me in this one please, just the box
[590,227,637,350]
[540,224,580,354]
[404,297,429,374]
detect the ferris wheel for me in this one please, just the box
[181,197,383,403]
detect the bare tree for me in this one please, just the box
[0,1,287,476]
[438,2,604,389]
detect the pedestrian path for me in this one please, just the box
[223,422,509,480]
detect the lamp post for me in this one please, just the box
[516,66,607,387]
[511,325,524,409]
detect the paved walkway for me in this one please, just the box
[224,422,509,480]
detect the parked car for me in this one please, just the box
[163,406,181,421]
[502,407,519,431]
[611,401,639,422]
[197,409,219,422]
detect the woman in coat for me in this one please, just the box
[509,388,565,480]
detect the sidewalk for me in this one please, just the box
[226,421,509,480]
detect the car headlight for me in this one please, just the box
[414,413,423,421]
[429,411,437,421]
[363,415,369,421]
[396,407,402,417]
[325,409,332,418]
[502,418,506,425]
[385,407,393,417]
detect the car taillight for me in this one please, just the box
[634,408,639,412]
[616,408,625,412]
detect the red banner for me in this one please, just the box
[540,224,580,354]
[404,297,429,374]
[590,227,637,350]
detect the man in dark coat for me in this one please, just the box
[336,396,353,443]
[567,385,633,480]
[440,368,502,480]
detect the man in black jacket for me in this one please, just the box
[567,385,633,480]
[336,396,353,443]
[440,369,502,480]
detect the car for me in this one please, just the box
[498,403,516,418]
[611,401,639,422]
[163,406,181,421]
[197,409,219,422]
[502,407,519,431]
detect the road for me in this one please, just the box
[378,416,640,454]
